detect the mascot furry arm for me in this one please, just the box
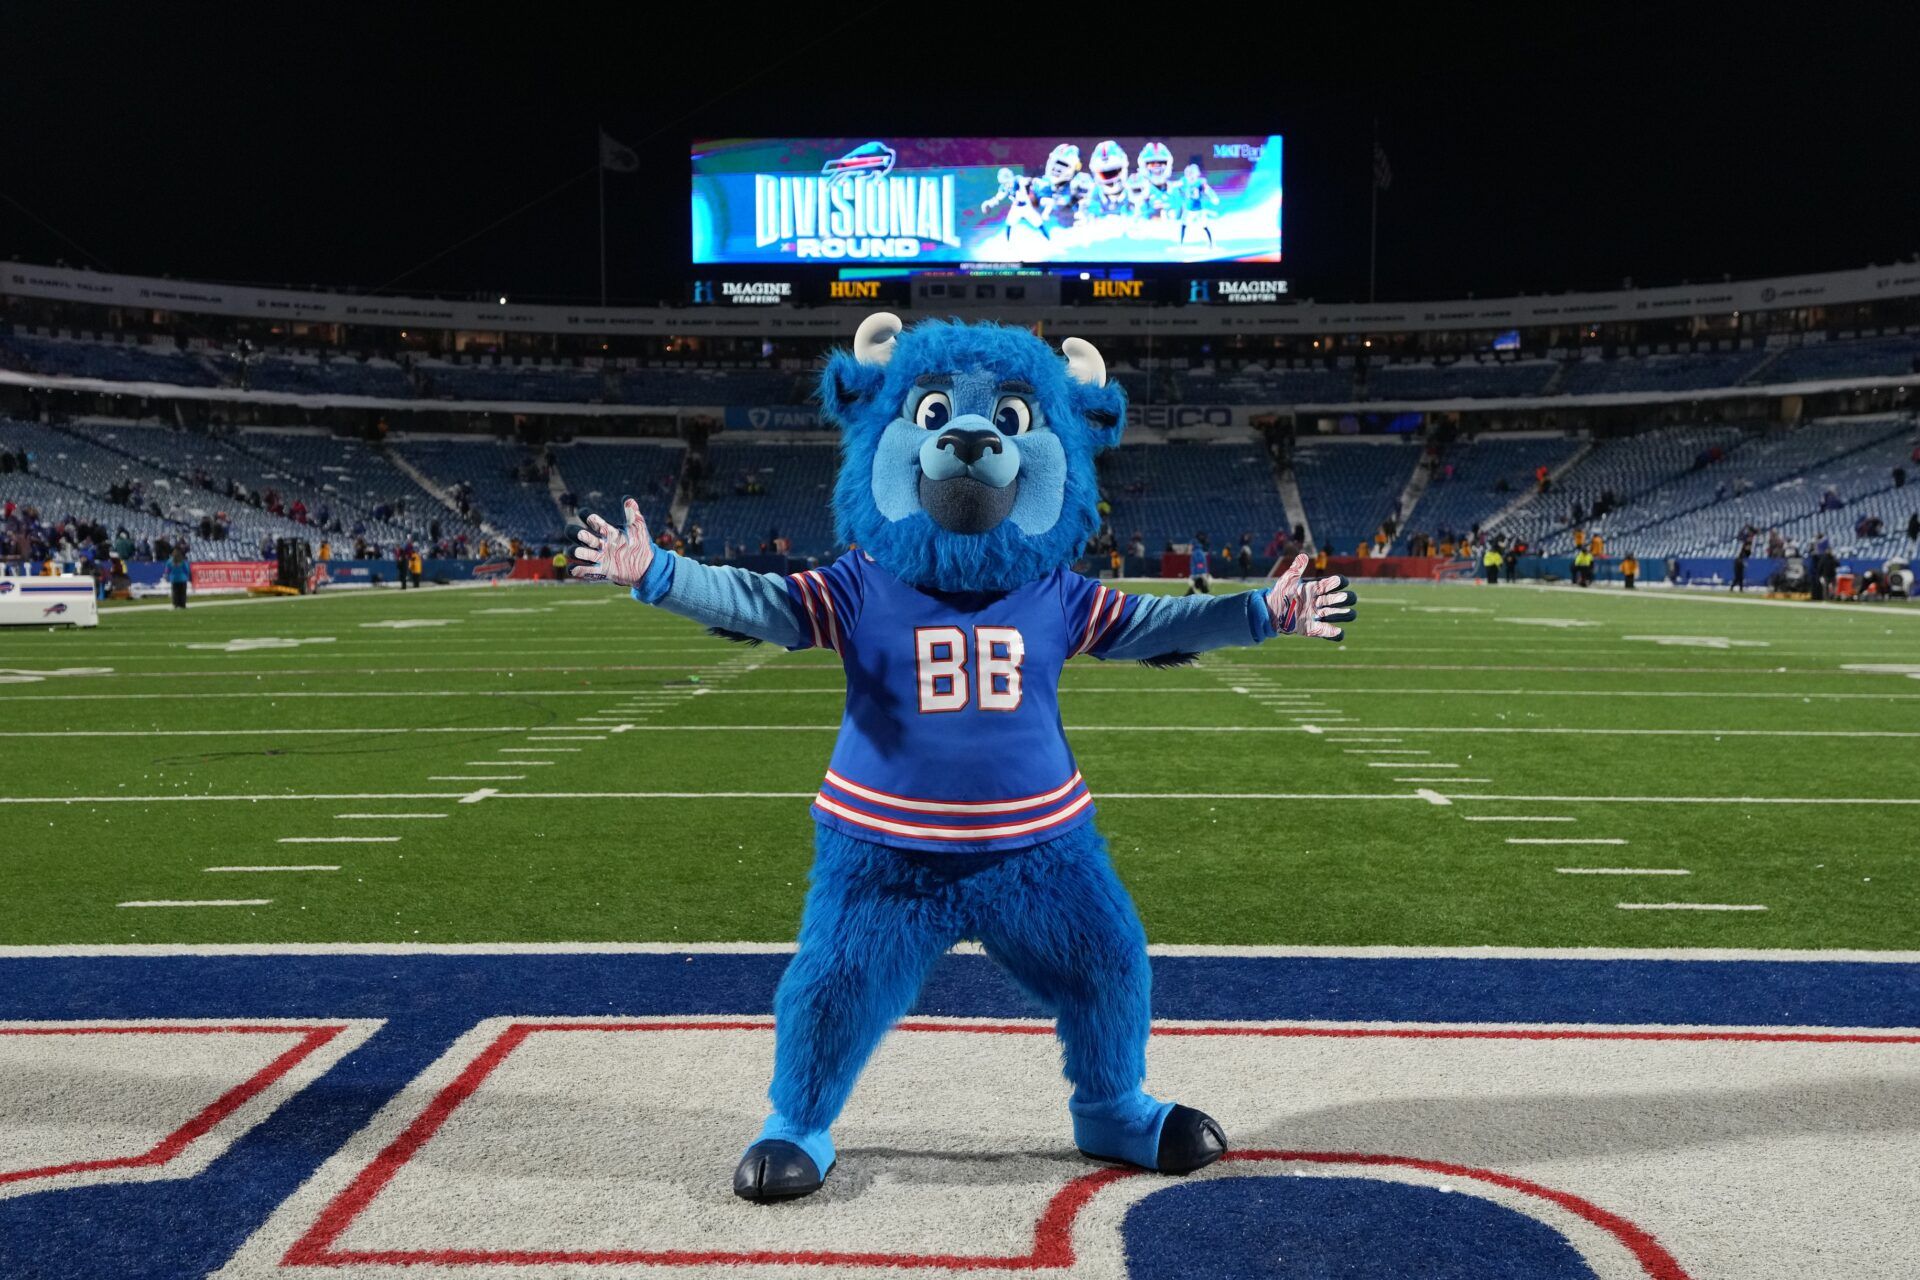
[573,313,1354,1203]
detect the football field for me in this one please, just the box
[5,576,1920,1280]
[1,577,1915,950]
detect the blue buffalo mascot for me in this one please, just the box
[572,314,1355,1202]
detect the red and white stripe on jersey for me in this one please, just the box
[813,769,1093,844]
[789,569,841,652]
[1070,583,1130,658]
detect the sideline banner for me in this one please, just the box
[1323,556,1472,581]
[190,561,274,590]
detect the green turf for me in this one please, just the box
[1,579,1916,949]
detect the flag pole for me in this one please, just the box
[598,128,608,307]
[1368,119,1378,305]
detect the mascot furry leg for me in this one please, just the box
[745,824,1217,1199]
[569,313,1356,1203]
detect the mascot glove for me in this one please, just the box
[1265,554,1356,642]
[570,498,656,587]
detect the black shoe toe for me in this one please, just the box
[1155,1104,1228,1175]
[732,1139,828,1203]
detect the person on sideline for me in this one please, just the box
[1186,541,1212,595]
[1621,553,1639,590]
[1483,544,1504,584]
[167,546,191,610]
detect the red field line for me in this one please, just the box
[0,1023,346,1186]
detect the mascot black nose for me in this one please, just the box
[935,428,1004,467]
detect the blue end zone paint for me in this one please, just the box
[2,952,1916,1279]
[1122,1177,1600,1280]
[4,952,1916,1026]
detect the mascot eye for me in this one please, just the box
[914,393,952,431]
[993,396,1032,435]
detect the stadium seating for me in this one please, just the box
[1594,418,1906,553]
[549,439,686,539]
[1290,440,1422,555]
[237,428,485,549]
[1,332,222,386]
[418,358,606,404]
[0,419,196,551]
[617,366,806,406]
[1365,360,1558,401]
[1767,335,1920,384]
[1612,418,1917,558]
[242,353,414,398]
[1557,348,1772,396]
[1396,435,1586,550]
[1492,424,1746,553]
[1174,364,1357,404]
[1098,441,1291,556]
[391,437,569,548]
[3,419,336,558]
[684,441,839,557]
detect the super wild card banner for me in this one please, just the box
[691,137,1283,265]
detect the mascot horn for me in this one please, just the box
[572,314,1356,1202]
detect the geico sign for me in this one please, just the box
[1125,405,1238,429]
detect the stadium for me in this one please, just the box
[2,10,1917,1279]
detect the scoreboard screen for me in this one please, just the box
[691,136,1282,266]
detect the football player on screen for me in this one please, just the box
[1177,157,1221,248]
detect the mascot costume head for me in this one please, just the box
[571,312,1354,1205]
[822,312,1126,594]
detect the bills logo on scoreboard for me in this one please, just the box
[754,141,961,260]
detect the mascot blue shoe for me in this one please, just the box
[569,312,1357,1204]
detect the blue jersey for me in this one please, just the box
[1190,547,1210,576]
[783,553,1139,853]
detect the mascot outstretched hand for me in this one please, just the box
[572,314,1355,1202]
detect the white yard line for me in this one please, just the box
[1400,777,1494,782]
[12,687,1914,705]
[1617,902,1768,912]
[0,787,1912,807]
[7,722,1917,740]
[117,899,272,909]
[497,748,580,753]
[334,813,447,820]
[1508,837,1627,845]
[1464,816,1578,823]
[465,760,554,766]
[278,836,400,844]
[9,940,1911,963]
[1556,868,1690,876]
[1343,749,1430,755]
[1368,761,1458,767]
[1453,793,1920,806]
[205,865,340,873]
[428,775,525,781]
[0,727,536,738]
[99,583,500,614]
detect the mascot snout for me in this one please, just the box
[918,416,1021,533]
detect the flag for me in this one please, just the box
[1372,143,1393,191]
[600,129,639,174]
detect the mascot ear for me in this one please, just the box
[1062,336,1127,452]
[818,311,900,425]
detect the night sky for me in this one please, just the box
[4,5,1915,307]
